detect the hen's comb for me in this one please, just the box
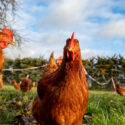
[70,32,74,45]
[2,27,13,40]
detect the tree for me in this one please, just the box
[3,57,47,84]
[0,0,22,46]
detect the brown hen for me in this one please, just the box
[42,52,58,77]
[32,52,58,122]
[115,83,125,96]
[32,32,88,125]
[0,27,15,88]
[29,82,35,91]
[57,56,63,66]
[20,75,30,92]
[13,80,21,90]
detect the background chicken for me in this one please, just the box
[32,32,89,125]
[115,83,125,96]
[0,27,15,88]
[32,51,59,124]
[20,75,30,92]
[13,80,21,90]
[29,82,35,91]
[57,56,63,66]
[42,52,58,77]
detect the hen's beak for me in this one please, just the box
[8,41,15,46]
[67,46,74,52]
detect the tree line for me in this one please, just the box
[2,55,125,90]
[83,55,125,90]
[3,57,47,85]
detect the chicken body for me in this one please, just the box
[0,49,4,88]
[20,76,30,92]
[13,80,21,90]
[32,33,88,125]
[29,82,35,91]
[0,49,4,71]
[19,75,35,92]
[0,39,5,88]
[32,52,58,123]
[0,72,3,88]
[115,83,125,96]
[0,27,15,88]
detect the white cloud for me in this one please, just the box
[3,0,125,60]
[40,0,87,28]
[4,41,64,59]
[100,20,125,38]
[38,0,119,29]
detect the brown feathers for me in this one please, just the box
[20,75,30,92]
[29,82,35,91]
[32,33,88,125]
[43,52,58,77]
[0,27,15,88]
[13,80,21,90]
[115,83,125,96]
[13,76,35,91]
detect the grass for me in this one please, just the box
[85,91,125,125]
[0,85,125,125]
[0,85,37,124]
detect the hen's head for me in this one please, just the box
[48,52,57,66]
[64,32,81,62]
[0,27,15,49]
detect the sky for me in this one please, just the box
[4,0,125,59]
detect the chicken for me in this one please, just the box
[57,56,63,66]
[13,80,21,90]
[0,74,3,88]
[19,75,34,91]
[32,32,89,125]
[42,52,58,77]
[115,83,125,96]
[20,75,30,92]
[29,82,35,91]
[0,27,15,88]
[32,52,58,121]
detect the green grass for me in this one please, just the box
[0,85,37,124]
[85,91,125,125]
[0,85,125,125]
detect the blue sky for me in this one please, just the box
[5,0,125,59]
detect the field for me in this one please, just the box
[0,85,125,125]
